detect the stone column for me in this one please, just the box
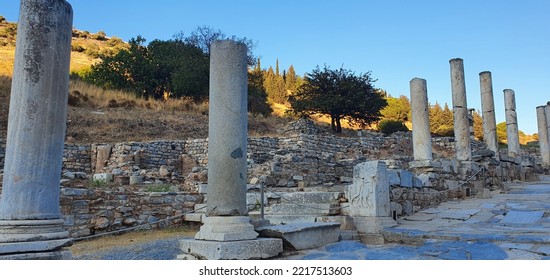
[179,40,282,259]
[504,89,520,157]
[0,0,73,260]
[536,106,550,166]
[479,71,498,154]
[546,102,550,154]
[409,78,432,161]
[195,40,257,241]
[449,58,471,161]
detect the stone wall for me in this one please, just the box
[60,187,202,238]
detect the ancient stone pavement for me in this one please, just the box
[286,175,550,260]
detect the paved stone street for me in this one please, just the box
[288,176,550,260]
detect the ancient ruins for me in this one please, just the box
[1,0,550,260]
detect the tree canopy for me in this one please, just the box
[290,65,387,133]
[82,27,259,102]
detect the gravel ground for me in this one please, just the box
[74,237,189,260]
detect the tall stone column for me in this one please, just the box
[449,58,471,161]
[504,89,520,157]
[536,106,550,166]
[179,40,282,260]
[410,78,432,161]
[479,71,498,154]
[546,102,550,154]
[195,40,257,241]
[0,0,73,260]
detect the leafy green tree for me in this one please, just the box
[290,65,387,133]
[84,36,159,98]
[176,25,257,66]
[497,122,507,143]
[472,110,483,140]
[248,62,272,116]
[380,94,411,122]
[285,65,299,94]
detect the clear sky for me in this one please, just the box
[3,0,549,134]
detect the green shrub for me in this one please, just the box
[145,184,171,192]
[378,119,409,135]
[89,178,107,188]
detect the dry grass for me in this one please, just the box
[69,225,198,257]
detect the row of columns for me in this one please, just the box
[410,58,527,162]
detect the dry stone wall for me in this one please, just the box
[60,186,202,238]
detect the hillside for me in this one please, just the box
[0,15,127,76]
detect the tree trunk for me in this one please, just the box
[331,114,336,132]
[336,116,342,133]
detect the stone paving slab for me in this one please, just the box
[419,208,446,214]
[500,210,544,224]
[403,213,435,221]
[439,209,480,220]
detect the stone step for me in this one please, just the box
[338,229,361,241]
[256,222,340,250]
[183,213,205,223]
[249,214,318,225]
[316,215,355,230]
[266,191,342,204]
[265,203,340,215]
[194,204,207,212]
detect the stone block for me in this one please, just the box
[178,238,283,260]
[195,216,259,241]
[93,173,113,182]
[259,215,317,225]
[256,222,340,250]
[274,192,341,204]
[129,175,143,185]
[352,216,397,234]
[345,161,390,217]
[316,216,355,230]
[387,170,400,186]
[399,170,413,187]
[266,203,339,215]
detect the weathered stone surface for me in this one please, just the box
[410,78,433,160]
[93,173,113,182]
[450,58,471,161]
[345,161,391,217]
[95,145,112,172]
[257,222,340,250]
[479,71,498,154]
[195,216,258,241]
[179,238,283,260]
[500,210,544,224]
[536,106,550,166]
[504,89,520,157]
[206,40,249,217]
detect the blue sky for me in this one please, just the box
[3,0,549,134]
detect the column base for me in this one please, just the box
[352,216,397,234]
[195,216,258,241]
[0,219,72,259]
[0,249,72,260]
[178,238,283,260]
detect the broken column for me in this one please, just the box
[345,161,396,243]
[0,0,73,260]
[450,58,471,161]
[179,40,282,260]
[504,89,520,157]
[410,78,432,161]
[479,71,498,154]
[536,106,550,166]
